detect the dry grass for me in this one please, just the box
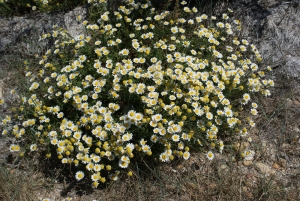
[0,165,54,201]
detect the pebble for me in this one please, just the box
[272,163,280,169]
[243,160,253,166]
[219,164,228,170]
[254,162,276,175]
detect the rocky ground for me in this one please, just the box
[0,0,300,200]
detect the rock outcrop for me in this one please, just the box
[229,0,300,77]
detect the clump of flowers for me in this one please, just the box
[0,0,274,187]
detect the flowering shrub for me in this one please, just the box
[0,0,274,187]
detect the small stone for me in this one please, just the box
[242,142,250,148]
[293,100,300,107]
[272,163,280,169]
[64,7,87,38]
[219,164,228,170]
[209,183,217,189]
[254,162,276,175]
[243,160,253,166]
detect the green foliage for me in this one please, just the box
[0,1,12,16]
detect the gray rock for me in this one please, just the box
[284,56,300,78]
[0,6,88,56]
[259,4,300,71]
[0,13,65,56]
[64,6,87,39]
[229,1,300,77]
[257,0,283,8]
